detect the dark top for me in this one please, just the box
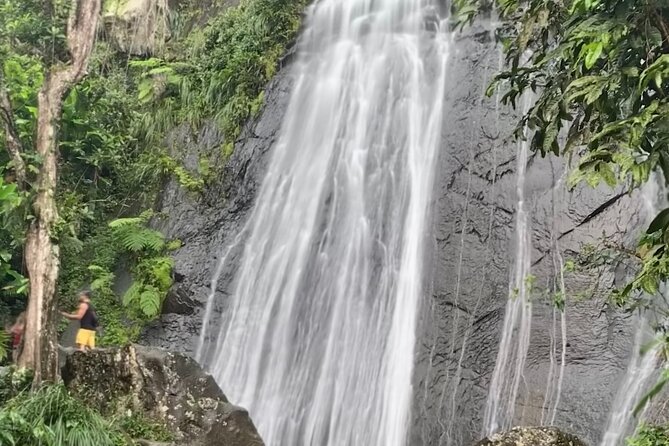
[80,303,98,330]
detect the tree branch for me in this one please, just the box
[62,0,101,87]
[0,83,27,189]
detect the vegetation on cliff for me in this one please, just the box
[628,424,669,446]
[0,0,306,384]
[0,0,304,439]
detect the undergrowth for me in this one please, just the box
[0,385,125,446]
[0,373,174,446]
[628,424,669,446]
[135,0,307,144]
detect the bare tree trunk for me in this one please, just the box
[17,0,101,386]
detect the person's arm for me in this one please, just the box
[61,302,88,320]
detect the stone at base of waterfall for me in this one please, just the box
[61,344,264,446]
[475,427,587,446]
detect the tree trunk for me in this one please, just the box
[19,76,65,384]
[17,0,101,386]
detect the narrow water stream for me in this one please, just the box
[482,96,534,436]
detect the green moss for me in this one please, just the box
[628,424,669,446]
[117,412,174,443]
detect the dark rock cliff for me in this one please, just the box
[144,19,646,446]
[412,22,643,446]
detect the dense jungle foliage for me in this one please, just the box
[0,0,305,352]
[0,0,304,439]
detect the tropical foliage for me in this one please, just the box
[134,0,307,143]
[0,384,124,446]
[0,373,174,446]
[628,424,669,446]
[0,0,307,359]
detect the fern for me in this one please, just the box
[122,282,142,307]
[0,330,9,362]
[108,216,144,228]
[88,265,115,292]
[141,257,173,290]
[108,212,175,320]
[0,385,124,446]
[110,225,165,253]
[139,286,161,317]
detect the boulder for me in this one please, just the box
[61,344,263,446]
[475,427,587,446]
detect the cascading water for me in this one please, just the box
[482,96,533,436]
[599,319,659,446]
[541,177,568,426]
[540,242,567,426]
[197,1,450,445]
[599,178,664,446]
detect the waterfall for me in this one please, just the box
[599,319,659,446]
[482,95,533,436]
[541,174,569,426]
[599,178,664,446]
[197,1,451,444]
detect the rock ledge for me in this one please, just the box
[61,344,263,446]
[475,427,587,446]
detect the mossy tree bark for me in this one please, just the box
[5,0,102,386]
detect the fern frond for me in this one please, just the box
[123,282,142,307]
[108,217,144,228]
[149,257,174,290]
[139,287,161,317]
[141,229,165,252]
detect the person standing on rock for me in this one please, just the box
[61,290,99,351]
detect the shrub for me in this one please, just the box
[628,424,669,446]
[0,384,126,446]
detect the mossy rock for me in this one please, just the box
[475,427,587,446]
[61,344,263,446]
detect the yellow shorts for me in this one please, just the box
[75,329,96,349]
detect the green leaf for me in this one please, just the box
[633,370,669,417]
[584,42,603,69]
[139,288,160,317]
[648,208,669,233]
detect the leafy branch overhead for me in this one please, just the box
[454,0,669,304]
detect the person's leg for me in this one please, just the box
[80,329,94,352]
[75,329,86,351]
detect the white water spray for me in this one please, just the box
[197,1,451,445]
[541,241,568,426]
[599,178,664,446]
[482,95,533,436]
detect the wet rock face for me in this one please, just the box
[61,345,264,446]
[144,17,644,446]
[411,21,641,446]
[474,427,587,446]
